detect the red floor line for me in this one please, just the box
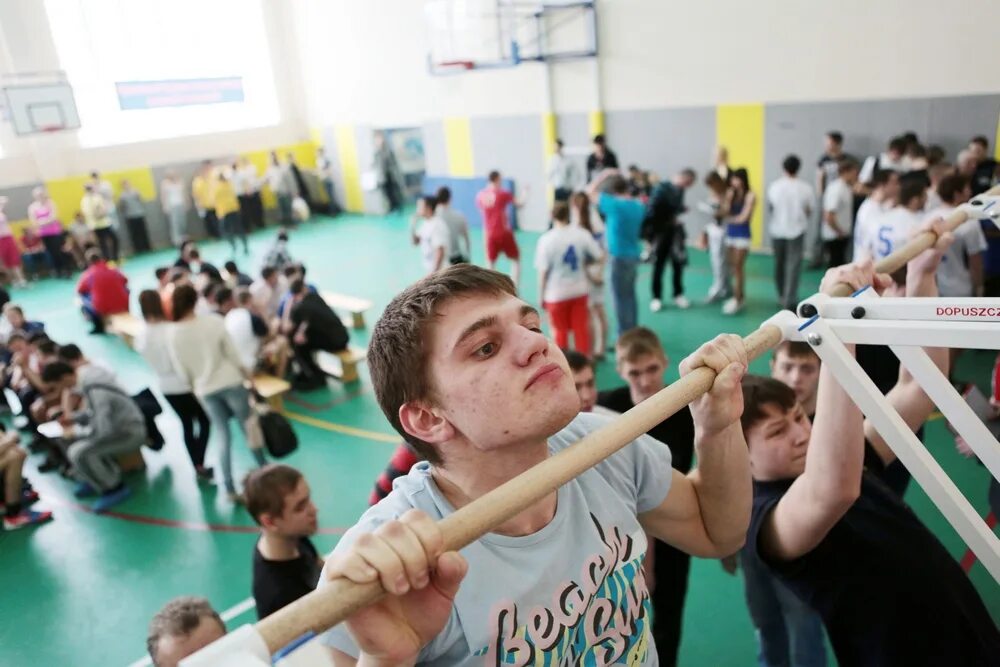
[50,496,348,535]
[285,386,365,412]
[960,512,998,573]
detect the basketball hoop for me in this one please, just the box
[431,60,475,75]
[38,124,66,134]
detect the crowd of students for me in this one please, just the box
[3,126,997,664]
[0,147,341,292]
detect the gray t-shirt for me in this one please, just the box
[320,412,673,665]
[928,206,988,297]
[436,205,469,261]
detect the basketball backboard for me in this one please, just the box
[424,0,596,74]
[2,73,81,135]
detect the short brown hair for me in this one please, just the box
[937,173,969,205]
[615,327,665,364]
[171,284,198,321]
[772,340,819,363]
[563,348,592,373]
[147,596,224,665]
[552,202,570,223]
[741,375,797,433]
[139,289,166,321]
[243,464,304,524]
[369,264,517,464]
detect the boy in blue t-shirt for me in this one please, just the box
[588,169,647,336]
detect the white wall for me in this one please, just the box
[0,0,309,186]
[292,0,1000,125]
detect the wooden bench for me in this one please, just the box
[108,312,141,349]
[316,346,367,383]
[116,449,146,473]
[253,374,292,410]
[321,292,373,329]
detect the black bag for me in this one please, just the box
[249,390,298,458]
[132,387,165,451]
[259,411,298,458]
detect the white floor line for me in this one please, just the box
[124,597,256,667]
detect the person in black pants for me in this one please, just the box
[597,327,695,667]
[645,169,696,312]
[135,290,212,481]
[373,131,404,214]
[285,279,349,390]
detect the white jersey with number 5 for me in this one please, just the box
[860,207,922,262]
[535,225,604,303]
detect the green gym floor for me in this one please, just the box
[1,211,997,667]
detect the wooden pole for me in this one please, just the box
[256,184,1000,653]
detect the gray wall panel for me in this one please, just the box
[470,115,547,231]
[319,125,348,213]
[422,121,448,176]
[555,112,591,153]
[2,184,39,222]
[927,95,1000,159]
[354,125,380,215]
[764,92,1000,247]
[151,161,208,243]
[605,107,716,237]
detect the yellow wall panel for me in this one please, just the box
[716,103,765,248]
[334,125,364,213]
[44,166,156,226]
[443,117,474,178]
[588,110,604,138]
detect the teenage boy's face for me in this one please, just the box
[746,402,812,481]
[770,350,820,409]
[571,365,597,413]
[423,292,579,452]
[271,478,318,537]
[618,352,666,404]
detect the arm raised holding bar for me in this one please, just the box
[187,185,1000,666]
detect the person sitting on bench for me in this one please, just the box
[285,279,348,390]
[41,360,147,513]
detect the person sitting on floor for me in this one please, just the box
[245,463,323,619]
[0,303,45,344]
[219,288,290,379]
[284,278,349,390]
[146,596,226,667]
[41,359,146,513]
[76,250,129,334]
[0,430,53,529]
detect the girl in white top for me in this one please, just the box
[167,284,266,499]
[537,201,603,356]
[570,192,608,359]
[136,290,213,481]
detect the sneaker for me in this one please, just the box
[650,299,663,313]
[93,485,131,513]
[674,295,691,309]
[195,466,216,484]
[722,298,743,315]
[74,481,97,499]
[4,509,53,530]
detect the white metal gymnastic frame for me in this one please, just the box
[182,194,1000,666]
[765,289,1000,584]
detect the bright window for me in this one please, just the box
[45,0,280,147]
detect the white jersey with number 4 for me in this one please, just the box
[535,225,603,303]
